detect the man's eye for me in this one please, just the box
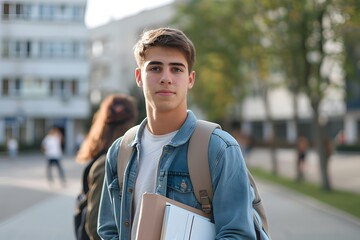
[150,66,160,71]
[173,67,183,72]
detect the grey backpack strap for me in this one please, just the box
[188,120,220,214]
[117,125,139,193]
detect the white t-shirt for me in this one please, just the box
[131,127,177,239]
[42,135,62,159]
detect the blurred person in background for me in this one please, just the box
[295,136,309,182]
[41,127,66,186]
[74,94,138,240]
[7,137,18,158]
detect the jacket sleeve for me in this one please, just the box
[209,130,257,240]
[97,143,120,240]
[85,155,106,240]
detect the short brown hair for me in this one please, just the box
[133,27,196,72]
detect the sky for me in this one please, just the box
[85,0,174,28]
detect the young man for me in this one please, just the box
[98,27,258,239]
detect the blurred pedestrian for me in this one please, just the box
[231,130,252,159]
[296,136,309,182]
[335,130,345,145]
[7,137,18,158]
[325,137,334,161]
[41,127,66,186]
[74,94,138,240]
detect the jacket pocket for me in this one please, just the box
[166,172,200,209]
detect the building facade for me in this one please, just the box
[0,0,90,154]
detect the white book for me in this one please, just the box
[160,202,216,240]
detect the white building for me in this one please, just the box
[0,0,90,154]
[88,2,359,146]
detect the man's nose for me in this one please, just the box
[160,69,172,84]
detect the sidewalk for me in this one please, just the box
[248,148,360,239]
[260,180,360,240]
[1,152,360,239]
[247,148,360,194]
[0,154,82,240]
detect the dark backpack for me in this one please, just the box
[117,120,270,240]
[74,158,95,240]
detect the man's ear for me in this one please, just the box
[188,71,195,89]
[135,68,142,87]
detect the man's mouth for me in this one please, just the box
[156,90,175,96]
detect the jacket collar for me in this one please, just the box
[132,110,197,147]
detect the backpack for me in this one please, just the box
[74,151,106,240]
[117,120,270,240]
[74,158,95,240]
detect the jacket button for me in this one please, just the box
[124,221,129,227]
[128,188,133,193]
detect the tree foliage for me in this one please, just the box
[174,0,360,190]
[173,0,268,121]
[261,0,360,190]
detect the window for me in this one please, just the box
[39,4,55,20]
[252,121,264,142]
[2,39,9,57]
[22,77,47,96]
[14,78,21,96]
[71,5,84,21]
[2,78,9,96]
[2,3,85,21]
[2,3,10,19]
[3,40,32,58]
[2,2,32,20]
[1,78,22,96]
[274,121,287,142]
[71,80,79,95]
[3,39,85,59]
[49,79,79,97]
[39,41,84,59]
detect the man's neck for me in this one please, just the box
[146,110,187,135]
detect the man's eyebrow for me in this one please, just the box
[147,61,186,68]
[148,61,163,65]
[170,62,186,68]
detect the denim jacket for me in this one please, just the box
[98,110,257,239]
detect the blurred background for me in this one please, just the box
[0,0,360,239]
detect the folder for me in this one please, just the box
[160,202,215,240]
[135,193,213,240]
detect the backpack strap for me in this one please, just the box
[117,125,139,193]
[188,121,270,237]
[188,120,220,214]
[247,170,269,234]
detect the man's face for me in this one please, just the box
[135,47,195,115]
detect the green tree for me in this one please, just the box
[173,0,264,122]
[263,0,360,190]
[173,1,360,187]
[173,0,280,173]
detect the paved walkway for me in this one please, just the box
[0,151,359,240]
[247,148,360,194]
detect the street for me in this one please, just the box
[0,150,360,240]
